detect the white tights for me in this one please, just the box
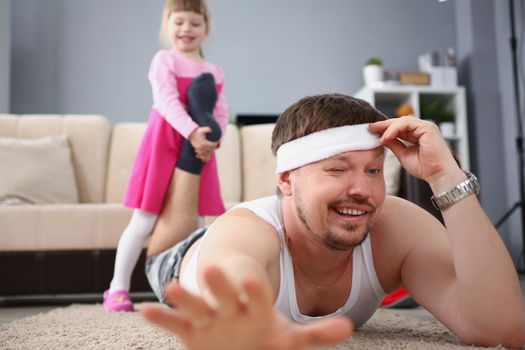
[109,209,158,292]
[109,209,205,293]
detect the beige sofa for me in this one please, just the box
[0,114,401,298]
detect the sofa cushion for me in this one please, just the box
[0,135,78,205]
[240,124,278,201]
[215,124,242,207]
[105,123,146,204]
[0,204,133,251]
[0,114,111,203]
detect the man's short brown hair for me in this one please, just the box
[271,94,388,155]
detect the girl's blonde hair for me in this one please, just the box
[159,0,210,47]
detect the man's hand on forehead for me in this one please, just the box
[368,117,459,183]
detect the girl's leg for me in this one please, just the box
[105,209,158,312]
[176,73,222,174]
[186,73,222,141]
[147,168,200,258]
[110,209,158,291]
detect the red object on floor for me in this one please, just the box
[380,286,418,308]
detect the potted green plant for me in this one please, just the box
[363,57,384,87]
[420,95,456,138]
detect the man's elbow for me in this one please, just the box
[500,310,525,349]
[464,321,525,349]
[501,321,525,350]
[492,329,525,350]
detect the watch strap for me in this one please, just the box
[431,171,480,210]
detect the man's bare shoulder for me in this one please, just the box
[214,208,281,237]
[202,208,282,262]
[221,207,277,225]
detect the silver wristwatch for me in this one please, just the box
[431,171,480,210]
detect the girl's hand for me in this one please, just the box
[196,150,214,162]
[141,266,353,350]
[189,127,219,162]
[369,117,463,189]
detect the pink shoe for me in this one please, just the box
[103,289,134,312]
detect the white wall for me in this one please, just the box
[10,0,456,122]
[0,0,10,112]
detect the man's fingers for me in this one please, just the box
[164,282,215,325]
[205,266,243,318]
[141,303,193,337]
[371,117,432,144]
[380,119,420,143]
[370,118,407,142]
[382,137,408,160]
[369,118,397,136]
[243,277,274,319]
[292,317,354,348]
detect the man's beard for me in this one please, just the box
[325,224,369,250]
[295,192,371,251]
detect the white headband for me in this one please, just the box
[275,123,382,174]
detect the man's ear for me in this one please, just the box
[277,171,293,196]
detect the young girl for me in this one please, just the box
[103,0,229,312]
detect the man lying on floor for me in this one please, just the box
[141,93,525,350]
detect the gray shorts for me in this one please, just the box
[145,226,207,304]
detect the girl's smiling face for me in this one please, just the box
[167,11,208,56]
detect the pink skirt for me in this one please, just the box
[123,108,226,216]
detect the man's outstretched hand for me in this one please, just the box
[141,266,353,350]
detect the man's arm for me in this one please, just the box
[142,209,353,350]
[196,210,281,298]
[371,118,525,348]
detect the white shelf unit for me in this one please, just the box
[355,85,470,170]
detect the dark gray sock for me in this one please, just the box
[176,73,222,174]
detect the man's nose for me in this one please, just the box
[346,174,372,198]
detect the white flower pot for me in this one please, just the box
[363,65,384,87]
[439,122,455,138]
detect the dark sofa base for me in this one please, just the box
[0,249,152,303]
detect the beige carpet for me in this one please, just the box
[0,304,506,350]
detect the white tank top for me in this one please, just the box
[180,195,386,327]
